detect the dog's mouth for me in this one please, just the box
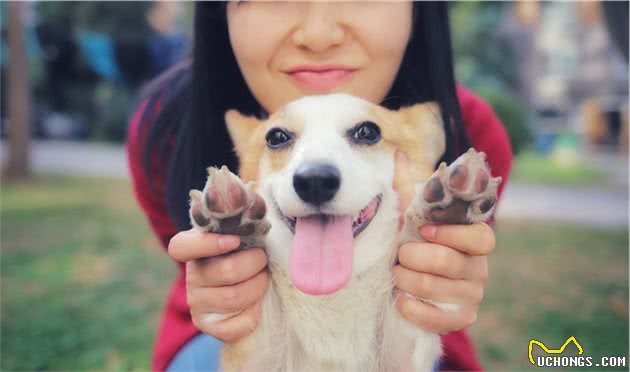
[277,193,383,296]
[279,193,382,238]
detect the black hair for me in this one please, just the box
[138,2,470,231]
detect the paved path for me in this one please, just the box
[496,183,627,228]
[1,140,628,228]
[1,140,128,178]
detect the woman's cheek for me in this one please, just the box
[352,3,412,55]
[228,5,293,71]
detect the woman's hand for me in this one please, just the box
[168,230,269,342]
[393,152,495,334]
[394,223,493,334]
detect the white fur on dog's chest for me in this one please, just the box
[271,262,393,370]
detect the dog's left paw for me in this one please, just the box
[405,148,502,227]
[189,166,270,248]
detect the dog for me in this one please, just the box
[189,93,501,371]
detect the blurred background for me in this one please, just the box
[1,1,628,370]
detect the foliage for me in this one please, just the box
[476,85,532,155]
[31,2,159,142]
[37,2,153,41]
[450,2,532,155]
[450,2,518,91]
[92,82,136,142]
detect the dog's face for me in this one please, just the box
[226,94,445,295]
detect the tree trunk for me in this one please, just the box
[4,1,31,181]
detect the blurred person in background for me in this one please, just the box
[127,3,512,371]
[2,1,189,141]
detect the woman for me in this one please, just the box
[127,2,512,371]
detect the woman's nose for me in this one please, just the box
[291,3,345,53]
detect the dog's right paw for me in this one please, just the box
[189,166,270,248]
[405,148,502,227]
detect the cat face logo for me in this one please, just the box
[528,336,584,365]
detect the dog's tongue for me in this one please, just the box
[289,215,353,295]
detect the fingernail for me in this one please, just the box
[218,235,240,251]
[420,224,437,239]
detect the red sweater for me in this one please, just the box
[126,86,513,371]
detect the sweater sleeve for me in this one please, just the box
[126,98,177,250]
[457,86,513,204]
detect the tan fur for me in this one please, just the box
[221,337,252,371]
[267,148,291,174]
[265,111,301,174]
[225,110,266,182]
[370,103,445,183]
[225,110,309,179]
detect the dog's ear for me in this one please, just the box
[225,110,261,159]
[396,102,446,167]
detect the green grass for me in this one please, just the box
[1,176,174,371]
[2,177,628,371]
[470,221,629,371]
[511,151,606,186]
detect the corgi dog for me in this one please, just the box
[189,93,501,371]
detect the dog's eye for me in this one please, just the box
[349,121,381,145]
[266,128,294,149]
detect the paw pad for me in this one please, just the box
[408,148,502,226]
[423,176,445,203]
[189,166,270,248]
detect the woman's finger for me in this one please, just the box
[392,265,483,304]
[398,242,469,279]
[419,222,495,256]
[396,294,478,334]
[187,270,269,314]
[169,229,241,262]
[190,247,267,287]
[192,300,262,343]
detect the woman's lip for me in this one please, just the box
[287,69,355,92]
[285,64,356,73]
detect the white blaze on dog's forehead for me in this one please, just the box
[284,94,374,132]
[279,94,376,169]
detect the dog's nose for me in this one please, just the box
[293,163,341,206]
